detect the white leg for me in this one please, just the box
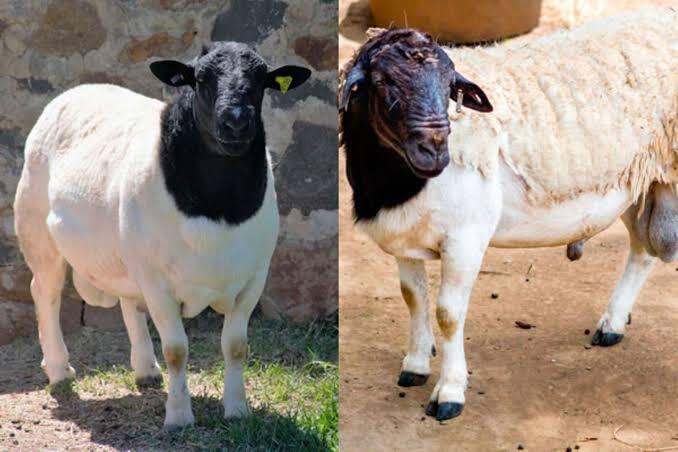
[120,299,162,385]
[222,267,268,419]
[396,257,435,386]
[32,258,75,384]
[428,229,489,421]
[592,212,656,346]
[140,281,193,429]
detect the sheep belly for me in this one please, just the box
[492,178,633,247]
[46,207,142,299]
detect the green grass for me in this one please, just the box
[60,314,338,451]
[183,315,339,450]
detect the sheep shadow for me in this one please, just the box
[0,310,337,396]
[47,386,328,450]
[1,312,337,449]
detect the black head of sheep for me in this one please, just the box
[341,29,492,178]
[151,42,311,157]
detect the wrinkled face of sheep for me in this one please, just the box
[368,48,456,178]
[341,30,493,178]
[150,42,311,157]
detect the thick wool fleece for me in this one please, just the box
[443,7,677,206]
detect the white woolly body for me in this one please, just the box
[355,8,678,417]
[361,7,678,255]
[14,83,279,427]
[445,7,678,206]
[23,84,278,315]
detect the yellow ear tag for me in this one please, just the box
[275,75,293,94]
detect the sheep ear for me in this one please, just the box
[150,60,195,87]
[339,63,366,112]
[265,66,311,94]
[450,71,493,113]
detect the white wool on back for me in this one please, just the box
[445,7,678,206]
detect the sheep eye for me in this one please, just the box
[385,93,399,113]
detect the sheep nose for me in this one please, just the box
[418,129,449,153]
[417,142,438,156]
[430,132,446,149]
[223,106,251,133]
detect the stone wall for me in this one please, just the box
[0,0,338,344]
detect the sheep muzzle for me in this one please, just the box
[403,128,450,178]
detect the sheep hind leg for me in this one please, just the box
[591,208,656,346]
[396,257,435,387]
[120,299,162,388]
[31,258,74,385]
[15,162,74,384]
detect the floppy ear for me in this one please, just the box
[450,71,493,113]
[150,60,196,87]
[339,62,366,112]
[265,65,311,94]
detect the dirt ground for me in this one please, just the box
[338,1,678,451]
[0,313,337,450]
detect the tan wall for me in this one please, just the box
[0,0,338,344]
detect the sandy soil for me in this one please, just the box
[339,1,678,450]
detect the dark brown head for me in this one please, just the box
[340,29,492,178]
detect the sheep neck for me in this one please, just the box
[159,89,268,225]
[342,103,428,222]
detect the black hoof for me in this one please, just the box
[435,402,464,421]
[591,329,624,347]
[136,374,164,389]
[627,313,632,325]
[431,345,437,357]
[425,400,438,417]
[398,371,429,387]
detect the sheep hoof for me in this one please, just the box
[591,329,624,347]
[425,400,438,417]
[136,374,164,389]
[163,422,193,432]
[627,313,632,325]
[425,401,464,420]
[431,345,437,357]
[398,371,429,387]
[163,411,195,431]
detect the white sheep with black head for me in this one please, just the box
[340,8,677,421]
[14,41,310,428]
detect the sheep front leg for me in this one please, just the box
[141,285,193,429]
[427,232,487,421]
[396,257,435,387]
[222,267,268,418]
